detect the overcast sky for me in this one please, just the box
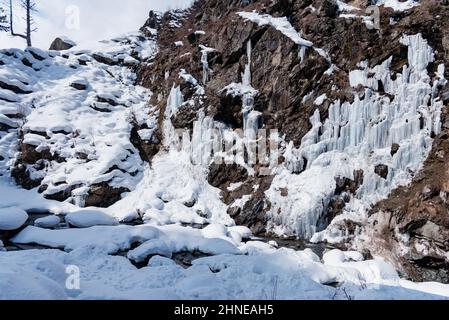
[0,0,193,49]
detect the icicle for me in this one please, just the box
[242,41,254,117]
[163,84,184,147]
[201,50,210,84]
[166,85,183,117]
[200,45,215,84]
[190,111,215,166]
[241,41,252,88]
[241,40,255,132]
[298,45,307,63]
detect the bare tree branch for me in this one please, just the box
[8,0,36,46]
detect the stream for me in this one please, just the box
[1,212,335,268]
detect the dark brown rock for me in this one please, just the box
[84,182,130,208]
[0,80,32,94]
[322,0,338,18]
[335,170,364,195]
[374,164,389,179]
[11,164,42,190]
[208,162,248,189]
[49,37,76,51]
[421,185,439,200]
[70,82,87,90]
[129,123,161,163]
[142,11,162,30]
[43,184,82,202]
[92,53,118,66]
[97,95,118,106]
[391,143,400,156]
[327,196,346,224]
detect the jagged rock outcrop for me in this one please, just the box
[49,37,76,51]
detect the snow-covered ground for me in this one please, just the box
[0,33,157,206]
[3,220,449,299]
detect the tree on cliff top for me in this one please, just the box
[8,0,37,47]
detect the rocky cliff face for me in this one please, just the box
[4,0,449,283]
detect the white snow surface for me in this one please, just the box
[237,12,313,47]
[3,226,449,299]
[34,215,61,228]
[336,1,359,12]
[376,0,420,12]
[337,0,420,12]
[65,210,118,228]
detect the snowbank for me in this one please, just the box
[0,207,28,231]
[1,237,448,300]
[65,210,118,228]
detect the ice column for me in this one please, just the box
[200,45,215,84]
[241,41,262,165]
[163,85,184,147]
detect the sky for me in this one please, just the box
[0,0,193,49]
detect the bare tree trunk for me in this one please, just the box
[25,0,31,47]
[9,0,14,35]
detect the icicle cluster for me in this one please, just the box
[241,41,262,149]
[200,45,215,85]
[266,34,446,240]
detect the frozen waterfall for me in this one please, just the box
[266,33,447,241]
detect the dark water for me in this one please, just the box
[251,235,334,259]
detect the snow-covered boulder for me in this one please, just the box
[127,239,173,263]
[49,37,76,51]
[323,249,364,265]
[34,216,61,229]
[65,210,118,228]
[92,52,119,66]
[201,223,228,239]
[148,255,177,267]
[0,207,29,231]
[26,47,49,61]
